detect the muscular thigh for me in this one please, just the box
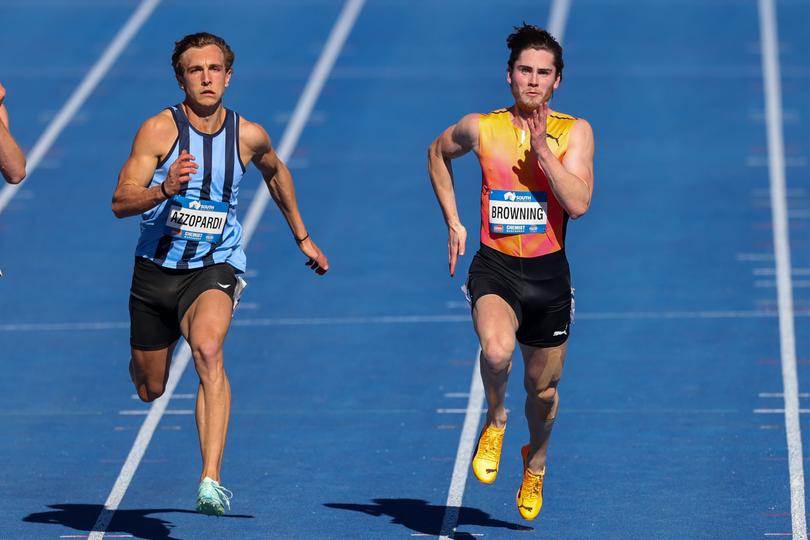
[130,258,238,350]
[520,342,567,389]
[181,289,234,347]
[472,294,519,343]
[467,246,523,334]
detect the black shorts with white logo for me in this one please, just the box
[466,244,573,348]
[128,257,237,351]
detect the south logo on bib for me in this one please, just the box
[488,190,547,235]
[164,195,228,243]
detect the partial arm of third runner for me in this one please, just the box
[244,120,329,275]
[427,113,480,276]
[528,102,594,218]
[0,82,27,184]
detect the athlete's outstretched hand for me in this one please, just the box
[163,149,198,196]
[527,102,550,156]
[448,222,467,277]
[299,237,329,276]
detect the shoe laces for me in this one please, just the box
[200,479,233,510]
[523,470,544,498]
[479,428,504,460]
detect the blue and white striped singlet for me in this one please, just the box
[134,104,247,272]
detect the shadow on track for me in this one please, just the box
[23,503,254,540]
[324,498,532,538]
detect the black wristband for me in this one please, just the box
[160,182,170,199]
[295,233,309,245]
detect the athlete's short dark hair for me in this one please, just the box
[507,24,564,79]
[172,32,235,76]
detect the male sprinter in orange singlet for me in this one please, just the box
[0,82,26,184]
[112,33,328,515]
[428,24,594,521]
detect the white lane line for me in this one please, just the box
[118,410,193,416]
[6,308,808,333]
[437,4,572,538]
[757,280,810,288]
[438,349,484,540]
[547,0,572,43]
[437,408,482,414]
[759,0,807,538]
[755,410,810,414]
[737,252,775,261]
[760,393,810,399]
[573,309,793,320]
[0,322,129,331]
[0,0,161,217]
[87,1,366,538]
[130,393,194,400]
[754,268,810,276]
[59,534,132,538]
[240,0,366,238]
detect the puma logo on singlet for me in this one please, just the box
[546,133,560,145]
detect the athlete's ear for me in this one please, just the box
[225,69,232,88]
[553,73,561,91]
[506,68,513,86]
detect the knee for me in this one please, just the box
[136,383,165,403]
[480,337,514,372]
[130,362,166,402]
[526,381,558,405]
[192,338,222,362]
[191,339,224,374]
[537,385,557,403]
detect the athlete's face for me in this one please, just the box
[177,45,232,105]
[507,48,560,112]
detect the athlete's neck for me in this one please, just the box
[182,100,226,134]
[509,104,548,131]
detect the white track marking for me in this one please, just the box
[438,349,484,539]
[5,308,810,333]
[0,0,161,216]
[759,0,807,537]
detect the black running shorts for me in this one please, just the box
[466,245,573,348]
[129,257,237,350]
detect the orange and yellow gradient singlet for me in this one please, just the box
[478,108,577,258]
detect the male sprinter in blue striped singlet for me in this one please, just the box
[0,81,27,184]
[112,33,329,515]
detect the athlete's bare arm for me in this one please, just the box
[240,118,329,275]
[112,110,198,218]
[427,113,479,277]
[528,103,594,219]
[0,82,27,184]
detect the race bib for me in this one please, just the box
[164,195,228,243]
[488,190,547,235]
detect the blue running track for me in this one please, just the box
[1,0,809,538]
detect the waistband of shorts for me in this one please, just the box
[135,256,232,276]
[476,244,569,279]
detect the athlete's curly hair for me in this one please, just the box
[506,23,563,79]
[172,32,235,76]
